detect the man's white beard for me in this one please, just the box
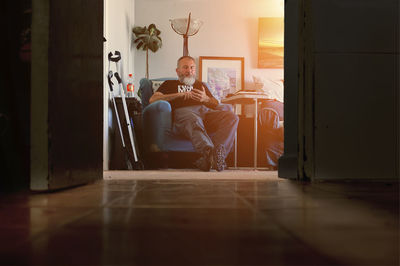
[180,76,195,86]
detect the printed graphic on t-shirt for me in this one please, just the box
[177,85,193,93]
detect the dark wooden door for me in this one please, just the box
[31,0,103,190]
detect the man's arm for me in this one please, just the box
[149,83,218,107]
[149,91,189,104]
[190,84,218,108]
[205,91,219,108]
[191,89,218,108]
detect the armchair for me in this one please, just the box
[139,77,233,169]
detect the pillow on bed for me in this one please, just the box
[253,76,284,103]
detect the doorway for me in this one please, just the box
[103,0,285,172]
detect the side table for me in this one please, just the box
[222,93,272,169]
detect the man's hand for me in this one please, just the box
[189,88,209,103]
[178,85,218,108]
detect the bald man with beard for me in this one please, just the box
[149,56,239,172]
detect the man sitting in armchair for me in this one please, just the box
[149,56,239,172]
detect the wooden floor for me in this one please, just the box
[0,171,398,265]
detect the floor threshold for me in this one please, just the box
[103,169,279,180]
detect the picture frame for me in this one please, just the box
[258,17,284,68]
[199,56,244,100]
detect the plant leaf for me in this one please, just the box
[132,26,146,36]
[132,23,162,53]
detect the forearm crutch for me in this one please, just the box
[107,51,137,168]
[107,70,125,148]
[113,71,138,162]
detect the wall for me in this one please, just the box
[134,0,284,90]
[103,0,135,170]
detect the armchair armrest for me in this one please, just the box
[142,100,172,152]
[139,78,153,109]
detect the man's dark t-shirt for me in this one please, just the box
[157,80,216,110]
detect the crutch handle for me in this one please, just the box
[108,51,121,62]
[114,72,122,84]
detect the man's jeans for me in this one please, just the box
[173,105,239,159]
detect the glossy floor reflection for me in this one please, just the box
[0,172,398,265]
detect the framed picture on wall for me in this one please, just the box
[258,17,284,68]
[199,56,244,100]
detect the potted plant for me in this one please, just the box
[132,24,162,79]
